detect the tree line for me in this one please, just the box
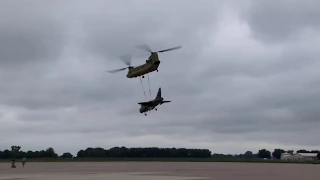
[0,147,59,159]
[77,147,211,158]
[1,146,319,159]
[0,146,211,159]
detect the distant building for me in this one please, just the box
[280,152,293,161]
[292,153,318,161]
[280,152,318,161]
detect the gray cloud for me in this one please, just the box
[1,0,320,156]
[0,0,68,67]
[239,0,320,43]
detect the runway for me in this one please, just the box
[0,161,319,180]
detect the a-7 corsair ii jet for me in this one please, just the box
[138,87,171,116]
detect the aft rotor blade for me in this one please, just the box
[119,54,132,66]
[157,45,182,53]
[106,67,127,73]
[136,44,152,53]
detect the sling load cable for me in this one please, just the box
[139,76,147,99]
[147,73,152,98]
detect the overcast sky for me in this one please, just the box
[1,0,320,156]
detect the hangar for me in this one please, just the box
[280,152,318,161]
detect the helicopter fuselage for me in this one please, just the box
[107,45,181,76]
[126,53,160,78]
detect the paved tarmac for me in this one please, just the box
[0,161,320,180]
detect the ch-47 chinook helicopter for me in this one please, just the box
[107,44,182,78]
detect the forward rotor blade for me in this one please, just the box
[136,52,151,57]
[119,54,132,66]
[157,45,182,53]
[106,67,127,73]
[136,44,152,53]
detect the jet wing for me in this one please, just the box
[138,101,153,106]
[161,101,171,104]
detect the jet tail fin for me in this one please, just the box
[156,87,161,99]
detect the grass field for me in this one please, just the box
[0,157,319,164]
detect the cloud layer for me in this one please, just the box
[1,0,320,155]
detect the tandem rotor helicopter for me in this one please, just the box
[107,44,181,116]
[106,44,182,78]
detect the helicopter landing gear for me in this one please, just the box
[145,113,147,116]
[142,75,145,78]
[156,70,158,72]
[155,108,157,111]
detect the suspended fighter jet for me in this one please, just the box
[138,87,171,116]
[107,44,182,78]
